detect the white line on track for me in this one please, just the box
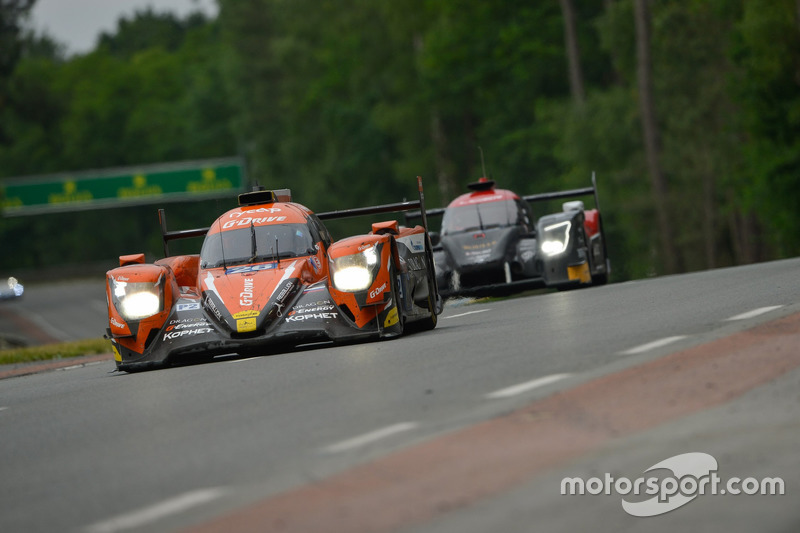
[85,488,226,533]
[486,373,572,399]
[619,335,688,356]
[0,407,8,412]
[227,356,263,364]
[725,305,783,321]
[321,422,418,454]
[442,309,491,320]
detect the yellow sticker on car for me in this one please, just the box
[233,310,260,319]
[237,318,257,332]
[112,344,122,362]
[567,263,591,283]
[384,307,399,328]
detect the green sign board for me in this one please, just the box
[1,157,246,216]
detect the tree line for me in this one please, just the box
[1,0,798,281]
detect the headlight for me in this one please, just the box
[540,221,571,256]
[331,246,379,292]
[110,279,163,321]
[8,277,23,297]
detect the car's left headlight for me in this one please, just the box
[540,221,571,256]
[8,277,23,297]
[331,246,379,292]
[110,278,163,321]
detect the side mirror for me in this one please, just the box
[429,231,441,247]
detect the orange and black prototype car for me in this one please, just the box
[105,178,441,372]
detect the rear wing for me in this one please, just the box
[158,176,433,257]
[317,176,430,225]
[522,172,602,212]
[158,209,208,257]
[405,172,602,224]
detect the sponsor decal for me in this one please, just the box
[177,302,201,312]
[399,233,425,252]
[383,307,399,327]
[229,207,282,216]
[521,251,535,261]
[163,327,213,341]
[115,276,130,282]
[273,282,293,303]
[233,310,260,319]
[236,317,257,332]
[166,321,210,332]
[310,256,322,273]
[303,285,326,293]
[357,243,374,252]
[222,215,286,229]
[204,294,223,320]
[290,305,336,315]
[240,278,254,306]
[369,282,387,299]
[109,317,126,329]
[290,300,333,315]
[226,263,278,275]
[462,240,497,251]
[285,312,339,322]
[169,317,208,325]
[405,256,425,270]
[112,344,122,362]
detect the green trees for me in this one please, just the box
[1,0,798,279]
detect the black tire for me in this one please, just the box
[414,275,438,331]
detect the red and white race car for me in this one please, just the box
[412,174,610,297]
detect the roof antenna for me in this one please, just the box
[479,146,487,178]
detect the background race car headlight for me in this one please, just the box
[541,221,571,256]
[8,277,23,297]
[331,247,379,292]
[111,279,163,320]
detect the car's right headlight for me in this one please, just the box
[7,277,23,297]
[331,246,379,292]
[110,278,163,321]
[540,220,571,256]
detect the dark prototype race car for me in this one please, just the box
[412,174,610,297]
[105,178,441,372]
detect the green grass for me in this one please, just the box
[0,338,110,365]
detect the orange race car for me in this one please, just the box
[105,178,441,372]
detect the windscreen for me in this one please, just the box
[441,200,517,235]
[200,223,316,269]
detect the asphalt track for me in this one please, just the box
[0,258,798,532]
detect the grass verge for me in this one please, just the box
[0,338,110,366]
